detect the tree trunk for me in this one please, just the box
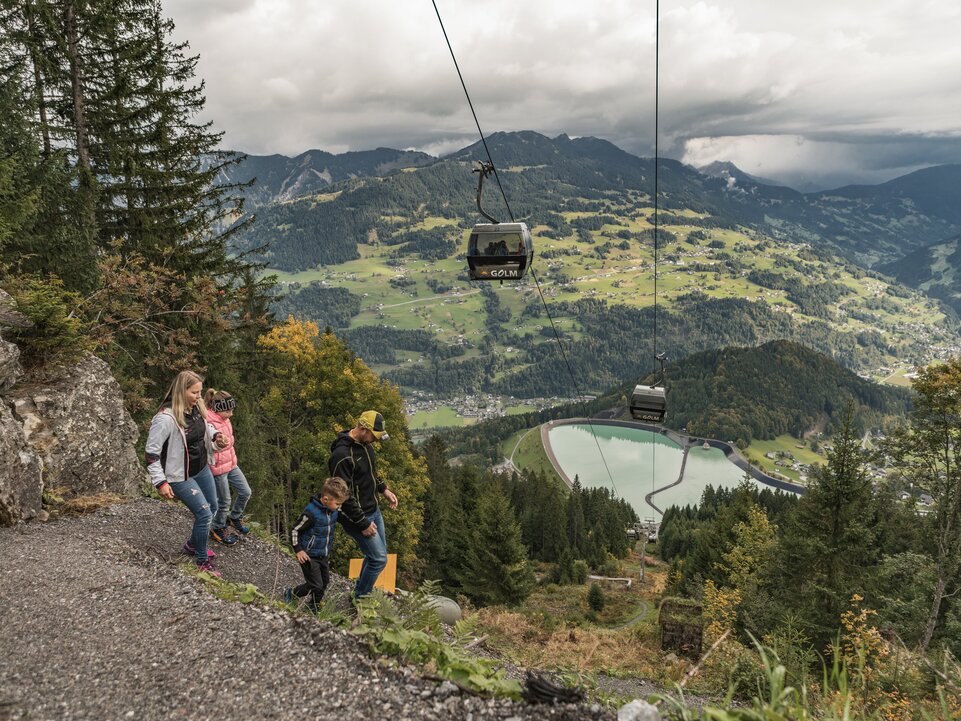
[63,1,90,172]
[63,0,98,239]
[25,0,51,156]
[918,559,947,653]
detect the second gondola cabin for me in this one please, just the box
[631,384,667,423]
[467,222,533,281]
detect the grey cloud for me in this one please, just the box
[163,0,961,186]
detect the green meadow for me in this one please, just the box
[268,202,952,396]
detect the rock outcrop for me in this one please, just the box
[0,290,144,525]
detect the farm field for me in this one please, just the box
[746,435,828,482]
[408,402,545,430]
[267,197,958,401]
[407,406,474,429]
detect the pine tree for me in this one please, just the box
[419,436,467,591]
[0,3,97,290]
[565,479,588,557]
[535,479,569,561]
[767,410,877,645]
[461,479,535,606]
[587,582,605,612]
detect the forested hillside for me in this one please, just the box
[6,4,961,718]
[661,340,912,444]
[236,132,961,273]
[880,233,961,315]
[246,132,960,400]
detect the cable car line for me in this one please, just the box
[651,0,661,516]
[429,0,514,223]
[528,268,620,498]
[630,0,668,429]
[430,0,619,499]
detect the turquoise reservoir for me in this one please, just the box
[546,423,763,519]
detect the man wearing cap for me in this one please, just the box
[328,410,399,598]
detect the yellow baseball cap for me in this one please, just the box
[358,410,389,440]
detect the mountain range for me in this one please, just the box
[218,130,961,400]
[223,147,434,207]
[224,131,961,269]
[880,232,961,316]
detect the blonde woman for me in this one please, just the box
[145,371,228,576]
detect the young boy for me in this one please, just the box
[284,477,351,611]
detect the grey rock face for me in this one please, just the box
[0,350,145,525]
[0,400,43,525]
[10,354,145,498]
[0,289,24,392]
[0,334,21,392]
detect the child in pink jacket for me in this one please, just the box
[205,389,253,544]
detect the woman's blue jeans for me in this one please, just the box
[171,466,218,562]
[212,466,252,529]
[341,509,387,598]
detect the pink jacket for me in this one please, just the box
[207,410,238,476]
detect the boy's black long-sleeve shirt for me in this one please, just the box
[328,431,386,530]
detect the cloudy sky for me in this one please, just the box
[163,0,961,191]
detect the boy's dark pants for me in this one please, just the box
[294,555,330,606]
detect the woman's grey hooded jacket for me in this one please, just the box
[144,408,219,487]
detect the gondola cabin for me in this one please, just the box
[631,384,667,423]
[467,223,533,281]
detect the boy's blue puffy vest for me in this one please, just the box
[301,498,338,558]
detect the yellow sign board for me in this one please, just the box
[348,553,397,593]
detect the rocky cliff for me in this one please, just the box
[0,290,144,525]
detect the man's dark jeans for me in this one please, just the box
[341,508,387,598]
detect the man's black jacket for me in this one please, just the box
[328,431,387,530]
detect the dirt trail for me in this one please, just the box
[0,498,608,721]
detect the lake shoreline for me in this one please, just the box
[542,418,804,517]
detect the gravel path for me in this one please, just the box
[0,498,611,721]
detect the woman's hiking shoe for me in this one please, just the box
[195,560,222,577]
[182,541,215,558]
[227,516,250,535]
[210,526,238,545]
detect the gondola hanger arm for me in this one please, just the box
[473,161,499,224]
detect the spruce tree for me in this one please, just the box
[566,479,588,557]
[767,410,877,645]
[536,480,569,562]
[461,479,535,606]
[419,436,467,591]
[0,2,97,290]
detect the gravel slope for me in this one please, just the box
[0,498,611,721]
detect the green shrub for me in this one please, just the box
[599,557,621,577]
[572,560,589,584]
[4,274,91,376]
[354,581,522,698]
[587,583,606,612]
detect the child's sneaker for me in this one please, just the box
[196,560,222,577]
[283,587,294,604]
[182,541,216,558]
[227,516,250,535]
[210,527,238,545]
